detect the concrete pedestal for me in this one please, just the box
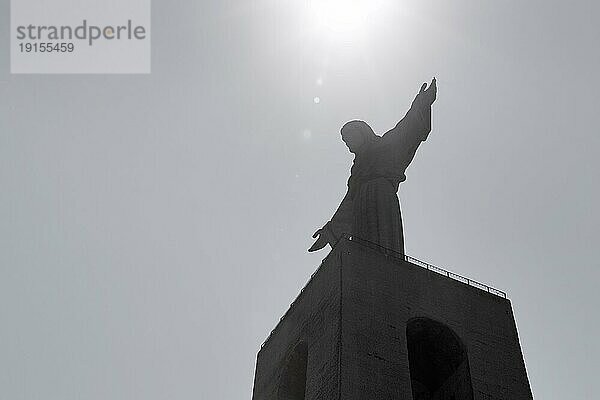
[252,237,532,400]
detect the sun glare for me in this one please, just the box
[309,0,383,36]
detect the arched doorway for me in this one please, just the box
[277,341,308,400]
[406,318,474,400]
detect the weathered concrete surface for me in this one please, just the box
[252,238,533,400]
[251,248,342,400]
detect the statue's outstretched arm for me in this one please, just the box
[308,189,353,252]
[380,78,437,175]
[384,78,436,144]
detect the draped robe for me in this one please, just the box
[322,96,433,254]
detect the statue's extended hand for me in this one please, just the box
[419,77,437,105]
[308,229,328,252]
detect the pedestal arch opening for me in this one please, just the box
[406,318,474,400]
[277,341,308,400]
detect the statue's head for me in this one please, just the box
[341,120,377,154]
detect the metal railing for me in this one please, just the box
[346,235,507,298]
[260,235,506,349]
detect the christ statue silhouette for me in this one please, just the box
[309,78,437,254]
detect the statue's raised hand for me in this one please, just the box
[308,228,328,252]
[418,77,437,105]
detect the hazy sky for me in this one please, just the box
[1,1,599,399]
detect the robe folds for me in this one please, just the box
[323,96,432,254]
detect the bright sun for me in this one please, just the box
[308,0,384,35]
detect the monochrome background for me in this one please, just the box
[1,1,598,399]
